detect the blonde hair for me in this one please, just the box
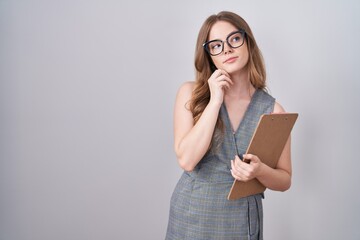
[190,11,267,150]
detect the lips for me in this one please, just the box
[223,56,238,63]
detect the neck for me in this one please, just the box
[224,69,255,100]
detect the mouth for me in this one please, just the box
[223,56,238,63]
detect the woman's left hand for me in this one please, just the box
[230,154,263,182]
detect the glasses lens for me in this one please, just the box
[228,32,244,48]
[206,40,223,56]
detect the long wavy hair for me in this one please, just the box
[190,11,267,150]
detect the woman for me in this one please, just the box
[166,11,291,240]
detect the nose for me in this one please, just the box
[223,41,233,54]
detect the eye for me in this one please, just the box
[209,41,222,50]
[211,43,221,50]
[232,36,241,42]
[230,34,242,43]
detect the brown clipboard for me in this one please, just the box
[227,113,298,200]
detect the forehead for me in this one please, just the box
[208,21,238,40]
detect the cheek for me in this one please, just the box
[210,56,222,69]
[236,47,250,67]
[242,49,250,65]
[243,44,250,63]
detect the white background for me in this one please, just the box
[1,0,359,239]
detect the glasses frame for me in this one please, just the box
[203,30,246,56]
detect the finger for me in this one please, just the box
[243,154,260,163]
[231,168,248,181]
[217,75,234,85]
[219,69,231,78]
[212,69,232,82]
[218,81,231,90]
[231,159,242,174]
[233,158,245,173]
[212,69,223,78]
[230,167,242,180]
[231,159,241,173]
[217,79,231,90]
[208,70,222,83]
[221,71,233,84]
[231,170,242,181]
[217,79,233,90]
[235,157,253,173]
[243,154,253,160]
[233,166,252,181]
[230,169,238,180]
[234,155,245,166]
[242,153,254,163]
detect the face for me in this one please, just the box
[207,21,249,74]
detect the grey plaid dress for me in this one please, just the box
[166,89,275,240]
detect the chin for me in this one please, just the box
[223,65,246,74]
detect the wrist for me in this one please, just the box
[257,162,267,178]
[208,99,223,109]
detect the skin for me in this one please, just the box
[174,21,292,191]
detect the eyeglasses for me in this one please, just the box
[203,30,246,56]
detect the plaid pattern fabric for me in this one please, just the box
[166,89,275,240]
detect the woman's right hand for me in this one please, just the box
[208,69,233,105]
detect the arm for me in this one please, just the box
[174,70,233,172]
[230,102,292,191]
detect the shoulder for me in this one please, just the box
[175,81,196,109]
[178,81,195,94]
[176,81,195,100]
[257,89,275,101]
[256,89,276,110]
[273,101,286,113]
[256,89,286,113]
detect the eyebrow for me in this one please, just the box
[208,30,240,42]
